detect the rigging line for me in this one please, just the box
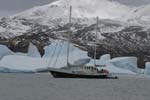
[47,40,59,68]
[53,41,65,68]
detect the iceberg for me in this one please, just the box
[99,54,111,65]
[0,55,48,71]
[0,42,138,75]
[43,40,89,59]
[104,63,136,74]
[0,55,136,74]
[145,62,150,76]
[0,41,89,71]
[100,54,111,61]
[0,67,34,73]
[137,68,145,75]
[87,54,136,74]
[109,57,138,73]
[0,45,14,60]
[27,43,41,57]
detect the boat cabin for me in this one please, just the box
[70,66,100,75]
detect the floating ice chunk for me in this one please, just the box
[99,54,111,65]
[100,54,111,61]
[137,68,145,75]
[104,63,136,74]
[109,57,138,73]
[43,41,68,57]
[27,43,41,57]
[0,43,89,71]
[145,62,150,76]
[0,45,14,60]
[87,55,136,74]
[43,46,51,57]
[0,55,48,71]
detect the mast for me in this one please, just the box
[94,17,99,66]
[67,6,72,66]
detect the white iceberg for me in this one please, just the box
[137,68,145,75]
[145,62,150,76]
[109,57,138,73]
[0,41,89,71]
[0,45,14,60]
[0,55,48,71]
[99,54,111,65]
[104,63,136,74]
[0,54,136,74]
[87,54,136,74]
[100,54,111,61]
[27,43,41,57]
[0,42,138,75]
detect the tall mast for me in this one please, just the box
[67,6,72,66]
[94,17,99,66]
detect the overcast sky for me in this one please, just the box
[0,0,150,17]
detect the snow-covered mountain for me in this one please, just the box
[0,0,150,39]
[0,0,133,40]
[126,5,150,26]
[13,0,131,21]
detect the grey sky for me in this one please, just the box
[114,0,150,6]
[0,0,55,17]
[0,0,150,17]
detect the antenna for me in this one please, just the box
[94,17,99,66]
[69,6,72,23]
[67,6,72,66]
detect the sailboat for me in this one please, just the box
[48,6,110,78]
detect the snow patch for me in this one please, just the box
[0,26,5,32]
[13,0,132,24]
